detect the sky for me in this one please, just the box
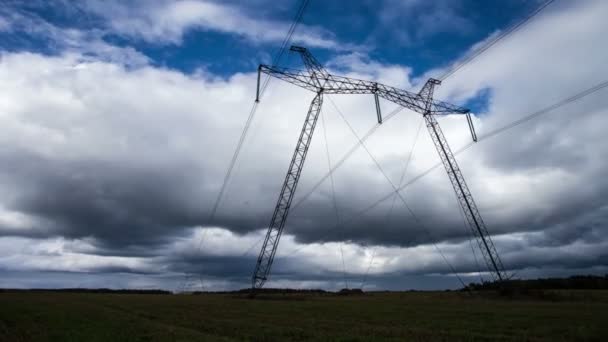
[0,0,607,291]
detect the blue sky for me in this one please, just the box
[1,0,539,76]
[0,0,538,116]
[1,0,607,291]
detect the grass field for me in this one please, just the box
[1,290,607,341]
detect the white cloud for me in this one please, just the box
[80,0,344,49]
[377,0,474,45]
[1,0,608,290]
[0,236,155,274]
[0,8,150,67]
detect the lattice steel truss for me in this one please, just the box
[251,91,323,290]
[418,79,506,282]
[251,46,506,292]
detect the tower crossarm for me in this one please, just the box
[290,46,328,75]
[249,46,504,293]
[258,65,469,116]
[257,65,320,95]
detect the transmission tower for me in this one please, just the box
[251,46,506,293]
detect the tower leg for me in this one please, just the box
[424,113,505,281]
[251,91,324,292]
[418,79,505,282]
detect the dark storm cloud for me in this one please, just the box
[0,149,207,245]
[2,100,608,277]
[168,254,256,279]
[1,0,608,291]
[526,205,608,248]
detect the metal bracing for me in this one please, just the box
[252,91,324,290]
[418,79,506,281]
[257,65,469,115]
[252,45,506,291]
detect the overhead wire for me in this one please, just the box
[291,105,405,213]
[320,108,349,289]
[300,0,552,211]
[291,0,558,217]
[326,96,468,288]
[246,0,594,289]
[296,79,608,237]
[232,0,556,224]
[438,0,556,81]
[258,0,311,96]
[283,78,608,287]
[215,0,582,290]
[293,0,557,215]
[179,0,311,292]
[208,0,310,223]
[360,116,424,289]
[367,79,608,227]
[471,80,608,145]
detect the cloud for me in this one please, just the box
[1,0,608,290]
[375,0,474,46]
[2,225,606,291]
[0,4,149,67]
[79,0,345,49]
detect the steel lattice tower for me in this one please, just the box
[251,46,506,293]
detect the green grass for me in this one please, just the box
[1,290,607,341]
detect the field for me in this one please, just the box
[1,290,607,341]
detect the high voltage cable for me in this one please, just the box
[360,117,423,289]
[296,79,608,230]
[292,0,557,217]
[320,109,348,289]
[360,79,608,228]
[474,80,608,143]
[203,0,549,244]
[438,0,556,81]
[208,0,310,223]
[258,0,311,96]
[180,0,311,292]
[284,98,467,288]
[221,0,583,289]
[291,105,405,212]
[325,97,468,288]
[283,78,608,286]
[290,1,555,216]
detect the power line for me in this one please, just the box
[379,79,608,221]
[249,0,600,287]
[360,117,423,289]
[291,0,557,219]
[438,0,556,81]
[291,105,405,213]
[279,0,556,219]
[208,0,311,223]
[320,108,348,289]
[179,0,311,292]
[302,78,608,233]
[474,80,608,143]
[326,96,468,288]
[283,78,608,285]
[258,0,311,96]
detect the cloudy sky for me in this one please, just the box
[0,0,607,291]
